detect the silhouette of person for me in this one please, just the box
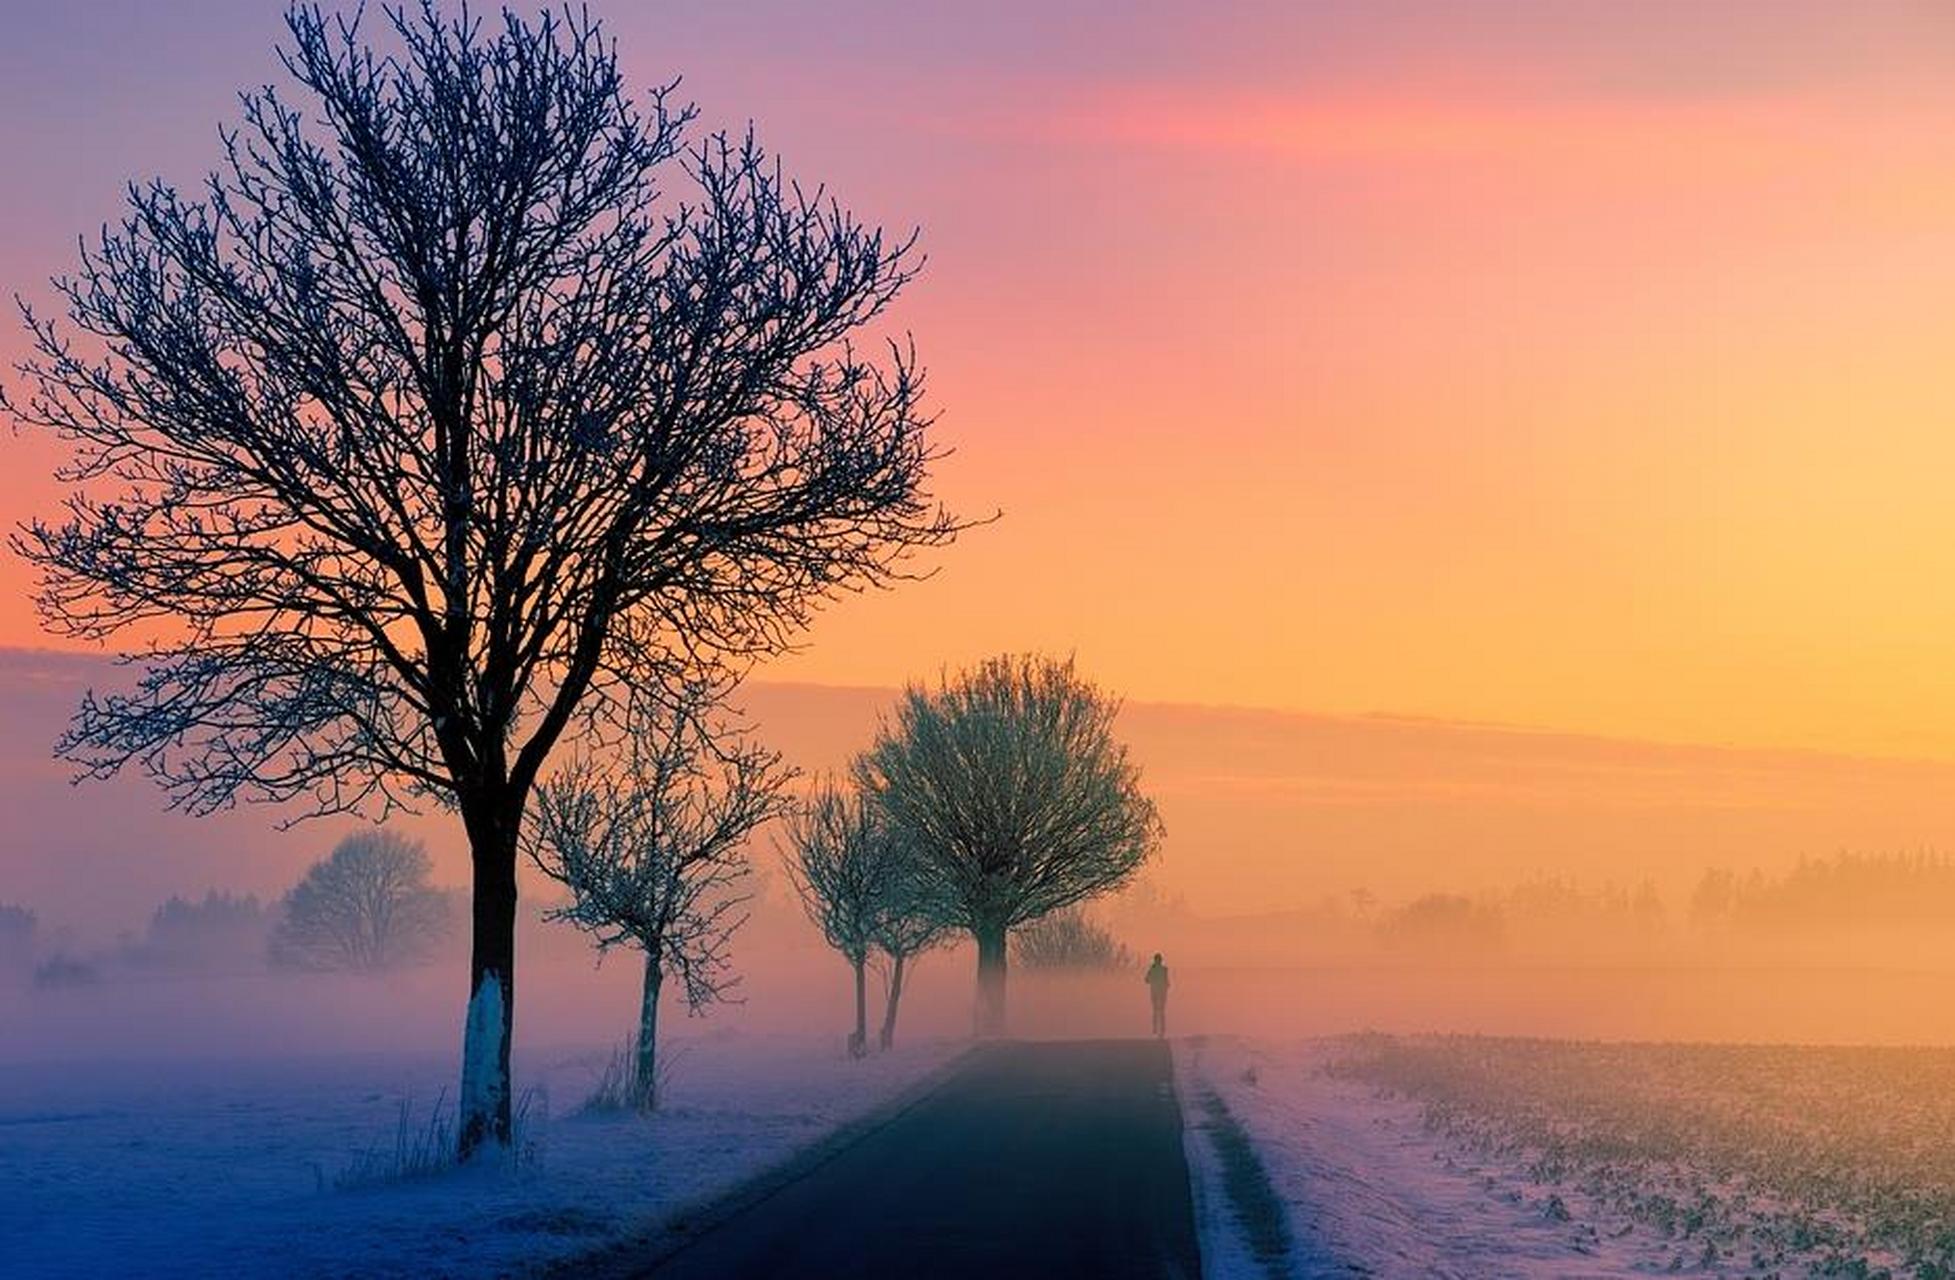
[1145,952,1170,1038]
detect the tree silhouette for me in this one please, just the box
[785,781,905,1058]
[4,4,953,1154]
[272,831,450,972]
[870,842,949,1051]
[528,683,786,1112]
[1013,907,1132,972]
[858,655,1161,1036]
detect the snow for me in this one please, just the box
[0,1031,959,1279]
[1177,1036,1659,1278]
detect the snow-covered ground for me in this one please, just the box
[1179,1036,1665,1278]
[1,1031,959,1279]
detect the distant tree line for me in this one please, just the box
[0,903,36,970]
[3,832,457,989]
[1690,852,1955,936]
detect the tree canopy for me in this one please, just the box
[529,684,786,1009]
[857,654,1161,1033]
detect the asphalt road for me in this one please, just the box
[634,1039,1203,1280]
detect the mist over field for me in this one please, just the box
[10,644,1955,1064]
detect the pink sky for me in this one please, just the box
[8,3,1955,754]
[6,4,1955,918]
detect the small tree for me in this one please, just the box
[272,831,451,972]
[1014,907,1132,972]
[528,686,786,1112]
[871,845,949,1051]
[6,3,955,1155]
[858,654,1162,1036]
[786,782,902,1058]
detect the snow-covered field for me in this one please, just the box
[1,1031,959,1279]
[1179,1035,1955,1279]
[1180,1036,1650,1278]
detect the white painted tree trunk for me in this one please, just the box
[459,970,508,1156]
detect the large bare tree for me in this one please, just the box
[857,654,1161,1036]
[527,683,786,1112]
[3,4,953,1153]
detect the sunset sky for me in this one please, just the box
[20,17,1955,1272]
[6,0,1955,762]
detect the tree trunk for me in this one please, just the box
[458,802,520,1160]
[635,952,663,1112]
[848,956,868,1059]
[878,951,907,1052]
[974,922,1008,1038]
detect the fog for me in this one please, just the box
[9,645,1955,1069]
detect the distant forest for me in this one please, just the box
[1107,852,1955,968]
[1688,852,1955,937]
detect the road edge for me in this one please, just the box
[529,1043,982,1279]
[1175,1035,1297,1280]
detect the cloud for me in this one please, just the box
[1033,80,1950,172]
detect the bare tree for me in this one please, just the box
[785,781,903,1058]
[858,654,1162,1036]
[4,5,953,1154]
[272,830,451,972]
[1013,907,1133,972]
[528,683,786,1112]
[871,844,949,1051]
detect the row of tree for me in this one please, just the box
[522,653,1162,1112]
[13,652,1155,1125]
[787,654,1161,1049]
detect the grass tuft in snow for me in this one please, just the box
[578,1039,686,1116]
[332,1086,546,1190]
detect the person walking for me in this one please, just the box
[1144,952,1170,1038]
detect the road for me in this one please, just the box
[632,1039,1203,1280]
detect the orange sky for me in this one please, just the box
[21,650,1955,927]
[6,2,1955,758]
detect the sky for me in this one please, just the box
[5,1,1955,893]
[7,2,1955,755]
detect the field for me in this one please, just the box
[1180,1034,1955,1278]
[1325,1035,1955,1278]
